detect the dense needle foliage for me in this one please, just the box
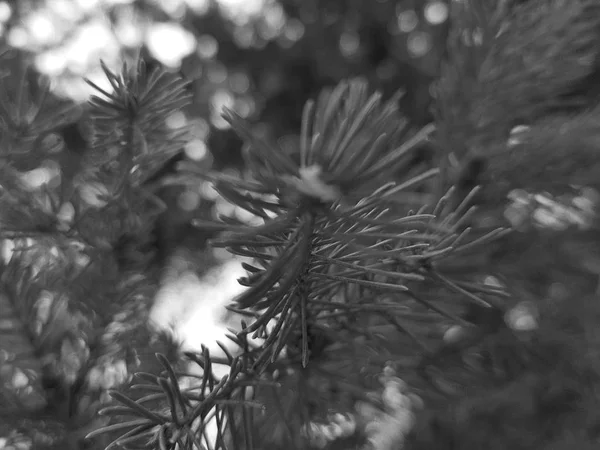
[1,1,600,450]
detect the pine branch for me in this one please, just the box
[111,78,510,449]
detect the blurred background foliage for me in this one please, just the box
[0,0,449,246]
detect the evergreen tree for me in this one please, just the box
[1,1,600,450]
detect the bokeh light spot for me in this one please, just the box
[185,0,210,15]
[207,63,228,84]
[178,189,202,211]
[233,26,255,48]
[424,1,449,25]
[190,117,211,140]
[284,18,305,42]
[197,34,218,59]
[36,50,68,76]
[0,2,12,23]
[398,9,418,33]
[339,32,360,58]
[8,26,29,48]
[115,19,144,47]
[235,97,255,118]
[407,31,431,57]
[229,71,250,93]
[185,139,208,161]
[166,111,188,129]
[26,12,57,45]
[147,22,196,67]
